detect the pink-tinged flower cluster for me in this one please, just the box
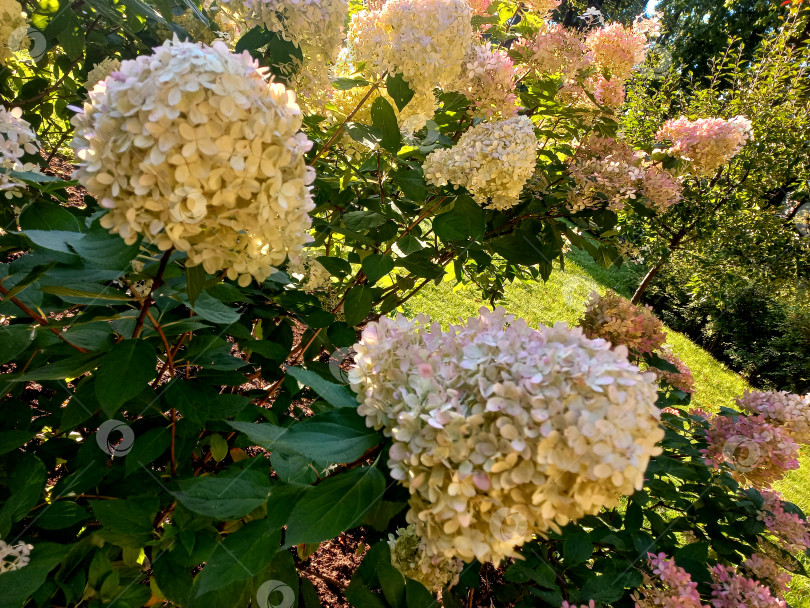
[641,165,682,211]
[562,602,595,608]
[524,0,561,16]
[736,390,810,444]
[656,116,753,176]
[467,0,490,15]
[512,24,590,83]
[585,22,647,80]
[452,43,518,118]
[700,414,799,489]
[633,553,706,608]
[709,564,786,608]
[566,135,681,212]
[758,489,810,555]
[652,350,695,394]
[590,75,626,109]
[350,307,663,564]
[579,290,667,356]
[743,553,792,596]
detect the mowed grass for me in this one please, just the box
[399,249,810,604]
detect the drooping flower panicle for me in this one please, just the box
[423,115,537,210]
[71,39,315,286]
[656,116,753,176]
[387,524,463,591]
[579,290,667,356]
[736,390,810,444]
[351,307,663,564]
[0,105,40,199]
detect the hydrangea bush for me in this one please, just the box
[0,0,806,607]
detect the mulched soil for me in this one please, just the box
[300,529,369,607]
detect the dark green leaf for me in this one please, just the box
[189,291,241,325]
[405,579,434,608]
[386,73,415,111]
[361,254,395,285]
[71,228,140,270]
[286,366,358,409]
[230,408,378,468]
[563,531,592,565]
[37,502,91,530]
[95,340,157,417]
[186,265,207,305]
[0,543,72,608]
[91,496,159,548]
[371,97,401,153]
[193,519,282,596]
[173,471,271,520]
[285,467,385,545]
[0,325,34,364]
[394,169,427,201]
[316,256,352,278]
[125,427,171,476]
[433,196,485,242]
[343,285,379,327]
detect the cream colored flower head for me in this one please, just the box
[70,38,315,286]
[423,116,537,210]
[388,524,463,591]
[351,307,663,564]
[84,57,121,90]
[0,105,40,199]
[0,0,26,65]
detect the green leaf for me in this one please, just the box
[186,265,207,305]
[190,291,241,325]
[315,256,352,278]
[562,531,592,565]
[0,325,34,364]
[0,454,46,537]
[125,427,171,476]
[285,467,386,545]
[394,169,427,201]
[286,366,358,409]
[432,196,486,242]
[209,434,229,463]
[386,73,415,111]
[333,76,371,90]
[91,496,159,548]
[243,339,288,361]
[343,210,387,232]
[40,284,133,302]
[377,547,406,608]
[371,97,401,153]
[2,262,56,300]
[625,501,643,530]
[361,254,395,285]
[0,542,72,608]
[344,579,388,608]
[95,339,158,417]
[163,380,211,426]
[345,123,382,149]
[37,502,91,530]
[343,285,379,327]
[193,519,282,597]
[22,229,84,258]
[12,353,104,382]
[173,471,271,520]
[230,409,379,468]
[405,579,434,608]
[646,353,681,374]
[71,228,141,270]
[19,202,82,232]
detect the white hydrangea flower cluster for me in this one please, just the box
[423,116,536,210]
[204,0,251,45]
[71,39,315,286]
[737,390,810,444]
[388,524,464,591]
[345,0,473,129]
[287,249,331,293]
[246,0,348,110]
[0,538,32,573]
[0,0,26,65]
[0,105,40,200]
[350,307,664,564]
[84,57,121,90]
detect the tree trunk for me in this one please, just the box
[631,262,663,304]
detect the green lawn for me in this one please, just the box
[399,250,810,604]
